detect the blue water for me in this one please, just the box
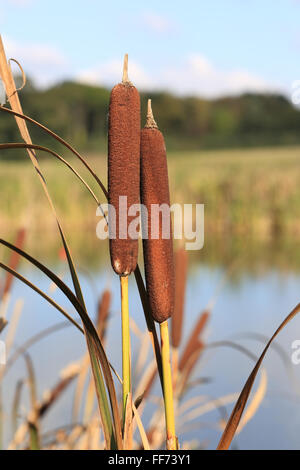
[2,259,300,449]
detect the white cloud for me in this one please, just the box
[77,53,283,98]
[7,0,34,5]
[77,58,154,90]
[140,11,176,34]
[168,54,275,97]
[2,36,69,87]
[1,35,283,98]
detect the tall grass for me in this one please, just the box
[2,146,300,240]
[1,37,300,451]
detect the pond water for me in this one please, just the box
[2,235,300,450]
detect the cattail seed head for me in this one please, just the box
[96,289,111,341]
[179,310,210,371]
[108,55,140,276]
[141,100,175,323]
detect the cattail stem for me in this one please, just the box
[120,275,131,419]
[160,320,177,450]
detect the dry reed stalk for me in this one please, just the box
[178,368,267,437]
[0,317,7,333]
[145,404,168,450]
[179,393,239,428]
[83,378,96,424]
[179,310,210,372]
[72,354,90,422]
[67,424,86,449]
[12,379,24,435]
[1,38,125,450]
[96,289,111,341]
[24,352,40,448]
[4,299,23,357]
[130,318,151,377]
[141,100,176,449]
[123,392,133,449]
[172,247,188,348]
[134,359,157,402]
[177,342,205,397]
[132,401,150,450]
[1,228,26,300]
[9,364,80,449]
[171,247,188,388]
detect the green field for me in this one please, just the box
[1,145,300,268]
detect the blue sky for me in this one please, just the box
[0,0,299,97]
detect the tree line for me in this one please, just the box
[1,79,300,158]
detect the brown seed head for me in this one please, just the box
[108,55,140,276]
[96,289,111,341]
[141,101,175,323]
[179,310,210,371]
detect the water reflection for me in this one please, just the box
[1,230,300,449]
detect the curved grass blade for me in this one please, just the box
[0,105,162,384]
[5,322,70,376]
[232,331,300,394]
[0,105,108,198]
[0,262,83,333]
[0,104,162,396]
[132,401,150,450]
[0,42,122,448]
[0,143,101,206]
[0,265,117,448]
[1,228,26,300]
[9,367,78,450]
[0,238,122,449]
[0,39,160,442]
[217,302,300,450]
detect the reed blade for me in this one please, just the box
[0,38,123,449]
[0,239,122,449]
[217,302,300,450]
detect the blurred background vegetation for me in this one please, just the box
[2,78,300,272]
[1,78,300,158]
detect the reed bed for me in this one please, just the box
[3,147,300,241]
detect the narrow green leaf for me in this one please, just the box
[0,239,123,449]
[0,262,83,333]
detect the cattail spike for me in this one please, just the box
[108,56,140,276]
[141,119,174,323]
[145,99,158,129]
[122,54,132,85]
